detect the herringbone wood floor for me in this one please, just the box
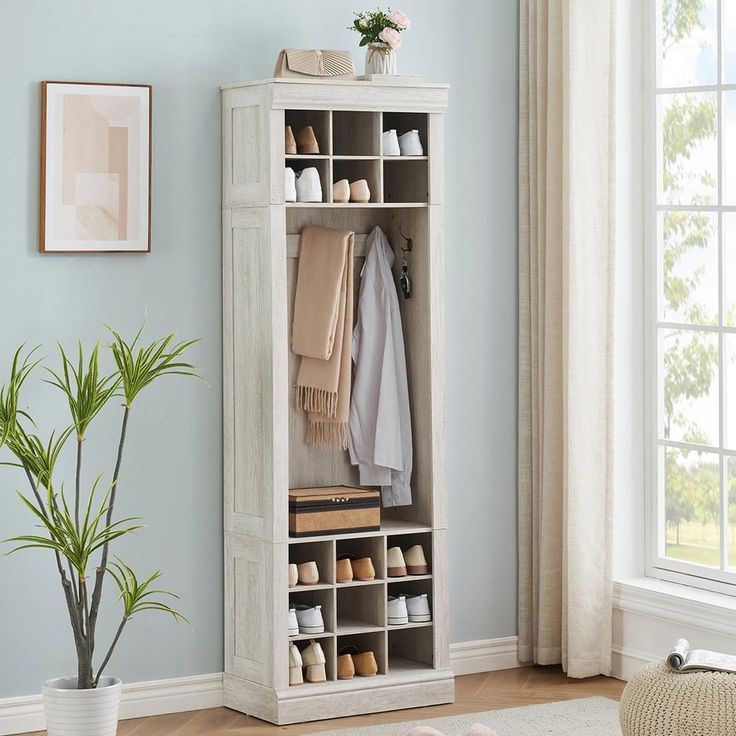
[26,666,625,736]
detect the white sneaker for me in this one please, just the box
[285,167,296,202]
[387,595,409,626]
[398,130,423,156]
[288,606,299,637]
[289,642,303,686]
[295,167,322,202]
[294,604,324,634]
[382,129,400,156]
[405,593,431,623]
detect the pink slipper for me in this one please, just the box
[406,728,446,736]
[467,726,496,736]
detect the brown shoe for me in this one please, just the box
[354,650,378,677]
[295,125,319,155]
[336,556,353,584]
[337,646,357,679]
[285,126,297,155]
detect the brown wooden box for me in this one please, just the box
[288,486,381,537]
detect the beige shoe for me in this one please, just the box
[288,563,298,588]
[333,179,350,203]
[387,547,407,577]
[302,640,327,683]
[297,561,319,585]
[336,556,353,584]
[404,544,429,575]
[289,642,303,686]
[337,646,357,679]
[295,125,319,155]
[349,179,370,203]
[285,125,297,155]
[354,650,378,676]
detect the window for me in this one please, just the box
[647,0,736,590]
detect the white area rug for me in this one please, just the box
[315,697,621,736]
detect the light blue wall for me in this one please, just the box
[0,0,518,698]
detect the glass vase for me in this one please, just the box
[365,43,397,75]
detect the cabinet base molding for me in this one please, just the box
[223,670,455,725]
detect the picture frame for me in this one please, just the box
[39,81,152,253]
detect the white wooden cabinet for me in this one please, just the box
[221,77,452,725]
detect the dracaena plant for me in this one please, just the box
[0,323,201,689]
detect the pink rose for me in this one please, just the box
[388,9,411,30]
[379,26,402,49]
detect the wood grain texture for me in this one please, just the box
[22,668,624,735]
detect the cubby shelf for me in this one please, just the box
[223,78,451,725]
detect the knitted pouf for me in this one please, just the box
[620,660,736,736]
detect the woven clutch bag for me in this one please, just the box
[274,49,355,78]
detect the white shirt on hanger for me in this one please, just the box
[349,226,413,507]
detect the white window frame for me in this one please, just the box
[645,0,736,595]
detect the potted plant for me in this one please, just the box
[350,7,411,75]
[0,323,200,736]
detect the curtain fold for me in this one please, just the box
[518,0,616,679]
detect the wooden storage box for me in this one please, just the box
[289,486,381,537]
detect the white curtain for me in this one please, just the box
[518,0,616,678]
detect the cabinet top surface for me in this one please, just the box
[220,76,449,91]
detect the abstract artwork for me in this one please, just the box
[40,82,151,252]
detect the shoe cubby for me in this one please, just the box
[386,531,433,578]
[294,635,337,683]
[388,625,434,671]
[289,539,335,587]
[332,159,382,204]
[337,631,388,676]
[383,159,429,204]
[332,111,381,156]
[336,583,386,634]
[289,587,335,638]
[287,159,330,204]
[381,112,428,157]
[336,536,385,585]
[285,109,331,156]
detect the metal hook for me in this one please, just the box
[398,226,413,253]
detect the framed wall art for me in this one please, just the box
[40,81,152,253]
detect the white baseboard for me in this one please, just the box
[0,673,223,736]
[0,638,519,735]
[449,636,520,676]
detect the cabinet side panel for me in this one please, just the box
[225,533,274,685]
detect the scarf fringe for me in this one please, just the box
[307,420,349,450]
[295,385,338,418]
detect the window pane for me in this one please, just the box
[723,93,736,205]
[726,335,736,450]
[725,215,736,327]
[661,328,719,445]
[665,446,720,567]
[659,211,718,325]
[723,1,736,83]
[658,93,717,206]
[660,0,717,87]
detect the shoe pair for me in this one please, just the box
[286,125,319,155]
[289,604,324,637]
[382,129,423,156]
[387,593,431,626]
[333,178,370,203]
[289,640,326,685]
[387,544,429,577]
[285,167,322,203]
[336,553,375,583]
[337,645,378,679]
[289,561,319,587]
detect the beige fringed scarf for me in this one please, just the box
[291,225,354,448]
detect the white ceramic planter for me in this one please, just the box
[42,676,122,736]
[365,43,397,75]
